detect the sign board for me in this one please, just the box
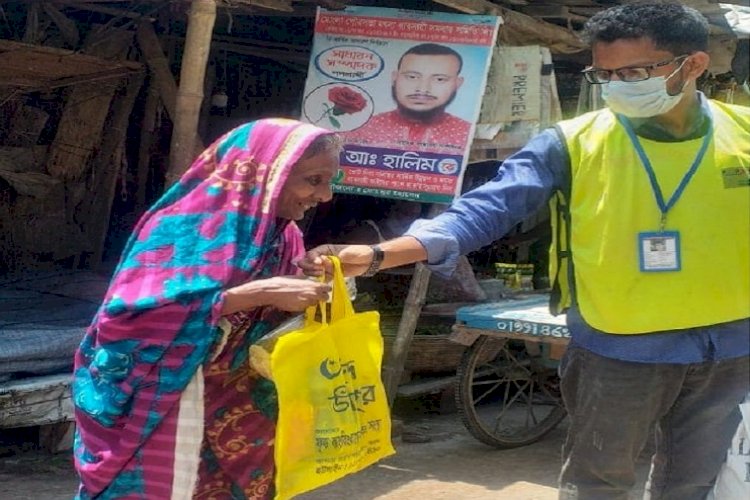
[301,7,500,203]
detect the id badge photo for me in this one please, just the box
[638,231,681,272]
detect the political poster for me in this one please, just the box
[301,6,500,203]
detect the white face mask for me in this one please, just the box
[601,62,687,118]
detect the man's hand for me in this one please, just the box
[298,237,429,278]
[297,244,375,278]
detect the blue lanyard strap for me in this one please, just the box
[617,114,712,228]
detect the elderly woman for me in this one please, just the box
[72,119,339,499]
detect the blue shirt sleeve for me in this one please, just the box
[405,128,569,277]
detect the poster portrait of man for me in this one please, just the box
[345,43,471,154]
[301,6,498,202]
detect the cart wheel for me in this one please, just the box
[455,336,566,448]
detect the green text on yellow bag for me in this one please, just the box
[265,257,395,500]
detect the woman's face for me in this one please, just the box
[277,146,338,221]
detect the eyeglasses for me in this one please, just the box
[581,55,689,84]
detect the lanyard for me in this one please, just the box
[617,114,713,231]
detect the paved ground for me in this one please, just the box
[0,402,650,499]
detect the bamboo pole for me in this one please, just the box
[166,0,216,185]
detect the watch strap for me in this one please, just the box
[361,244,384,277]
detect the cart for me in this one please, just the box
[450,294,569,448]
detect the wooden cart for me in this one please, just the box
[450,294,569,448]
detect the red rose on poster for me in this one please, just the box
[313,86,367,129]
[328,87,367,115]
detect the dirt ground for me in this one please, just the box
[0,397,650,500]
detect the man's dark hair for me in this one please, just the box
[583,2,709,55]
[397,43,463,73]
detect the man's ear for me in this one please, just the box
[391,70,398,83]
[685,51,710,80]
[456,76,465,89]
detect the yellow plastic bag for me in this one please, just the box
[268,257,395,500]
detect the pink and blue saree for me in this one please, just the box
[72,119,334,499]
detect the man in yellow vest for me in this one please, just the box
[300,2,749,498]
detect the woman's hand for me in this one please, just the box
[297,244,375,278]
[222,276,332,315]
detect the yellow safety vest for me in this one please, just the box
[550,100,750,334]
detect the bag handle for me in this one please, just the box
[303,256,353,326]
[305,276,327,327]
[328,256,354,322]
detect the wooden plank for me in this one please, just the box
[46,28,134,181]
[85,71,145,267]
[449,327,481,346]
[0,374,73,428]
[396,374,455,397]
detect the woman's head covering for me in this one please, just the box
[73,119,335,496]
[107,118,333,311]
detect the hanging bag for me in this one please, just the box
[252,257,394,500]
[707,393,750,500]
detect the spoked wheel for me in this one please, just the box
[455,336,566,448]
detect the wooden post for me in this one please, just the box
[166,0,216,185]
[382,205,443,407]
[383,262,432,407]
[85,71,145,267]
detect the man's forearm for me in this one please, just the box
[378,236,428,269]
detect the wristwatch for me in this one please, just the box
[361,244,384,277]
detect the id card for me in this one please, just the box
[638,231,681,272]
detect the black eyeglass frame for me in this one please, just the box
[581,55,689,84]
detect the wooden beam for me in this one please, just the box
[167,0,216,185]
[221,0,294,12]
[433,0,586,54]
[518,5,570,18]
[86,72,145,267]
[42,66,138,91]
[66,3,156,21]
[23,3,41,45]
[210,40,310,64]
[42,3,80,47]
[136,21,177,119]
[136,80,159,211]
[433,0,503,13]
[502,6,585,53]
